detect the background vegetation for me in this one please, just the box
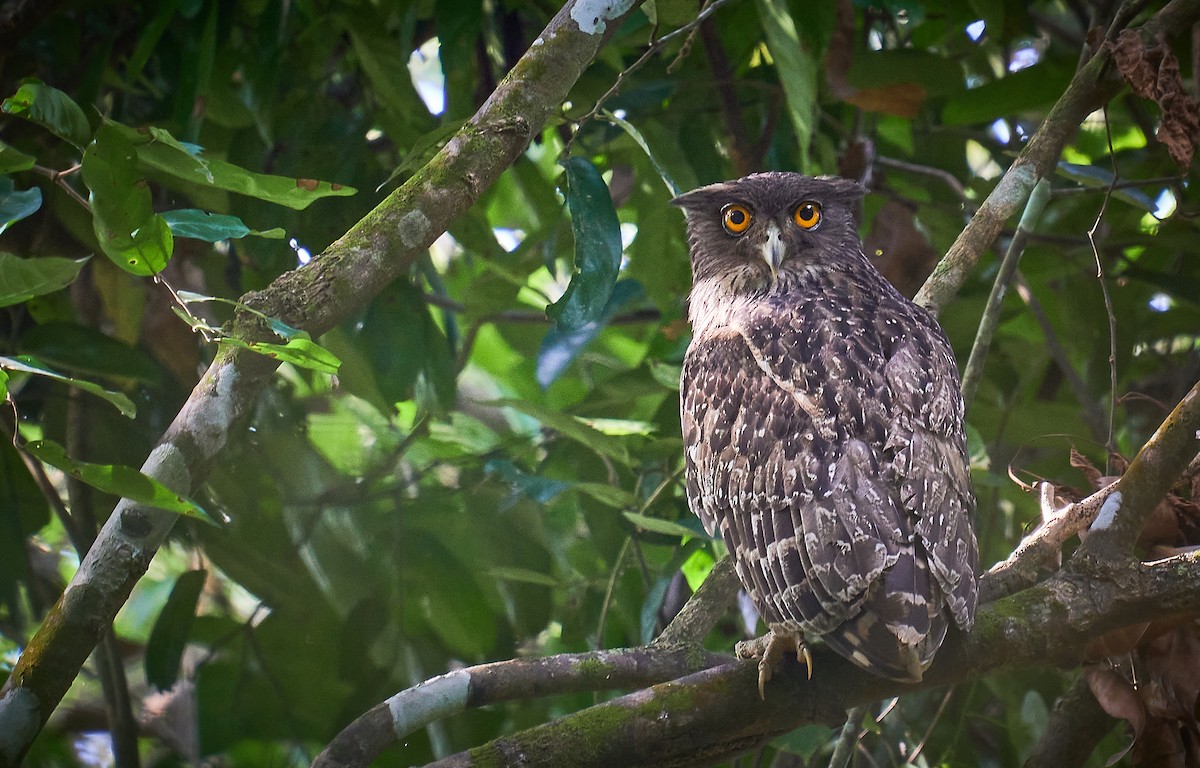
[2,0,1200,766]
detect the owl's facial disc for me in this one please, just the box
[761,221,785,280]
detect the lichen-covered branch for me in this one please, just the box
[0,3,642,764]
[422,550,1200,768]
[914,0,1200,314]
[312,646,727,768]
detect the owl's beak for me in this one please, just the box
[761,222,785,280]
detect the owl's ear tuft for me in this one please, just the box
[817,175,868,200]
[670,182,730,210]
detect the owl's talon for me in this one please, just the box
[736,628,810,699]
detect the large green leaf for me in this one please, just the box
[0,253,87,308]
[755,0,819,166]
[104,122,356,210]
[1,79,92,149]
[0,177,42,236]
[22,438,209,520]
[19,322,162,384]
[548,157,623,332]
[81,122,173,275]
[144,569,206,691]
[218,336,342,375]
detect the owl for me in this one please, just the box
[674,173,978,691]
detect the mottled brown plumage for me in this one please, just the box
[674,173,977,685]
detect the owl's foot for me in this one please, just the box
[735,628,812,699]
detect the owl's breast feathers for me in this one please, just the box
[682,263,978,682]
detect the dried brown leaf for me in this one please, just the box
[1105,30,1200,167]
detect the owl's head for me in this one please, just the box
[672,172,866,288]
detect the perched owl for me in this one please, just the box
[674,173,978,690]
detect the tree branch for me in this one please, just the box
[312,646,727,768]
[0,2,644,763]
[421,550,1200,768]
[1023,676,1115,768]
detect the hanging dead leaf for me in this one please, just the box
[1106,30,1200,167]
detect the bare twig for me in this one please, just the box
[1087,109,1120,471]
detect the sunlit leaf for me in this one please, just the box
[489,398,633,466]
[1,79,92,149]
[145,569,207,691]
[82,122,173,275]
[219,336,342,374]
[0,354,135,417]
[0,253,87,308]
[0,177,42,236]
[23,438,209,520]
[755,0,819,165]
[547,157,623,332]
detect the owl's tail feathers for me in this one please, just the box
[820,551,949,682]
[821,608,947,683]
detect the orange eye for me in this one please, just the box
[721,204,753,235]
[793,201,821,230]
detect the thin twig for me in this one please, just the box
[1088,109,1120,472]
[30,163,90,210]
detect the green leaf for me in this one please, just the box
[22,438,209,520]
[0,354,135,417]
[548,157,623,332]
[2,79,92,149]
[162,209,282,240]
[144,569,207,691]
[484,566,559,588]
[537,279,642,387]
[0,253,87,308]
[82,122,173,275]
[219,336,342,375]
[104,122,356,210]
[622,511,696,538]
[490,398,633,466]
[755,0,818,167]
[1055,162,1158,213]
[0,177,42,236]
[0,141,36,174]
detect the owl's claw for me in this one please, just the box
[736,628,811,699]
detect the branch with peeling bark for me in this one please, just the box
[0,2,643,764]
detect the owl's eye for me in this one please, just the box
[793,202,822,230]
[721,204,753,235]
